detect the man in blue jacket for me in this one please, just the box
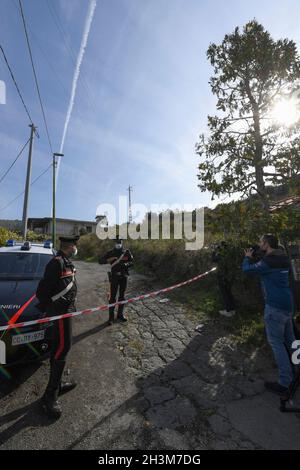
[243,234,295,396]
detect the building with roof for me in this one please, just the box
[27,217,98,236]
[269,195,300,212]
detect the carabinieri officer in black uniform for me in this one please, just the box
[99,237,133,325]
[36,235,79,418]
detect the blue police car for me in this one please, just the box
[0,240,54,365]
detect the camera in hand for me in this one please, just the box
[248,244,264,261]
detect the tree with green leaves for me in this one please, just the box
[196,20,300,211]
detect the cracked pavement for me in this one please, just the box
[1,261,300,450]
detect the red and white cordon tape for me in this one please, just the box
[0,267,216,332]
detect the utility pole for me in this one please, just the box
[52,152,64,248]
[21,123,36,240]
[127,185,133,224]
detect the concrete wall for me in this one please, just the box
[1,219,97,236]
[54,220,96,236]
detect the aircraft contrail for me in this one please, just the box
[56,0,97,180]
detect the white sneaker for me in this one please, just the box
[219,310,236,317]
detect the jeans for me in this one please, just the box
[264,304,296,387]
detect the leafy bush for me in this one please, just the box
[0,227,21,247]
[0,227,50,246]
[26,230,48,242]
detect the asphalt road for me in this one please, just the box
[1,261,300,450]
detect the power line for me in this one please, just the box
[0,192,25,214]
[11,0,88,126]
[46,0,78,66]
[0,163,52,213]
[18,0,54,154]
[45,0,98,115]
[31,164,52,186]
[0,138,30,185]
[10,0,70,101]
[0,44,35,126]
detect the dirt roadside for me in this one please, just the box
[0,260,300,450]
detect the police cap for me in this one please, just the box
[59,235,80,245]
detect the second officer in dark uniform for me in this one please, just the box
[36,235,79,418]
[99,237,133,325]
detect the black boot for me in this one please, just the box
[108,308,115,325]
[117,305,127,322]
[117,315,127,323]
[264,381,289,397]
[59,380,77,396]
[41,360,65,418]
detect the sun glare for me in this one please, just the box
[271,97,300,127]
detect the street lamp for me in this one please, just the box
[52,152,64,248]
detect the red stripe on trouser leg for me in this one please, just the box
[55,318,65,360]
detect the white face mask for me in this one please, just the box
[72,247,78,257]
[115,243,122,250]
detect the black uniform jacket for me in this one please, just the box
[36,250,77,311]
[99,248,133,276]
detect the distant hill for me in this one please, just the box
[0,219,22,231]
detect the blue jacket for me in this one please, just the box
[242,249,293,312]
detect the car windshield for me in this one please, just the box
[0,252,52,279]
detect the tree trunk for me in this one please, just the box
[253,117,270,213]
[245,77,270,214]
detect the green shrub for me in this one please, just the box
[0,228,21,247]
[26,230,48,242]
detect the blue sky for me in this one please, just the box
[1,0,300,224]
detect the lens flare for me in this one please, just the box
[271,98,300,126]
